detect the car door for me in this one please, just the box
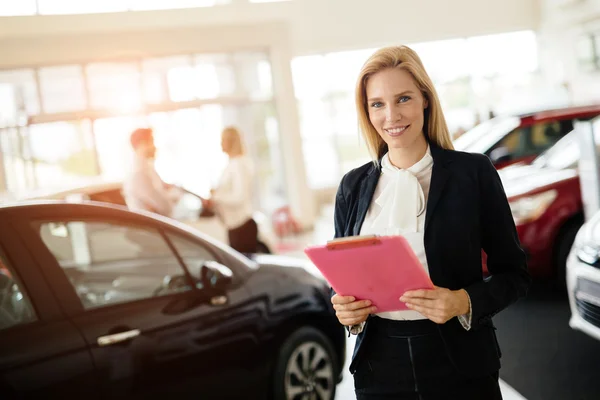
[0,221,101,399]
[19,207,264,399]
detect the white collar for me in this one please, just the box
[371,146,433,233]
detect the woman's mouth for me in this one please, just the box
[384,125,409,137]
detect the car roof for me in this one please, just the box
[517,104,600,125]
[16,180,123,201]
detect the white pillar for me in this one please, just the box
[270,29,316,229]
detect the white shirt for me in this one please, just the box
[212,155,255,230]
[123,155,174,217]
[360,147,433,321]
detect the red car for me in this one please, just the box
[496,130,586,284]
[454,105,600,169]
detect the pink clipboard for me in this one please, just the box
[304,235,434,313]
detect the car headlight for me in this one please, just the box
[509,190,557,225]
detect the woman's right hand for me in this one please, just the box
[331,295,377,326]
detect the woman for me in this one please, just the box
[330,46,530,399]
[205,126,258,253]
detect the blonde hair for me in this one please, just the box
[221,126,245,156]
[355,45,454,161]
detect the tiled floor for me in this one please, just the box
[276,205,527,400]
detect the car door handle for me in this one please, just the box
[97,329,141,347]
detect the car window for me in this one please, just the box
[490,120,571,160]
[0,247,36,331]
[37,221,193,310]
[167,233,223,277]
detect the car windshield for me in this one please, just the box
[453,116,521,153]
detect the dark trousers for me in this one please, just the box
[354,317,503,400]
[228,218,258,254]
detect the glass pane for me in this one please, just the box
[39,65,87,113]
[148,107,226,195]
[37,221,191,309]
[303,137,339,189]
[142,56,192,104]
[37,0,128,14]
[167,233,215,271]
[233,52,273,98]
[0,246,37,331]
[0,70,40,119]
[465,31,538,77]
[86,63,142,112]
[94,116,147,180]
[167,54,235,101]
[28,120,98,190]
[0,0,37,16]
[0,128,34,195]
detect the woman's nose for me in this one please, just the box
[385,106,401,122]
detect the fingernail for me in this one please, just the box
[365,300,372,306]
[400,297,405,301]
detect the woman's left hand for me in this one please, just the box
[400,286,470,324]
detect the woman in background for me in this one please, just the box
[204,126,258,253]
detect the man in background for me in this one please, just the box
[123,128,177,217]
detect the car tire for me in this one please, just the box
[272,327,338,400]
[554,216,583,290]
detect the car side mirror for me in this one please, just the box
[198,261,233,292]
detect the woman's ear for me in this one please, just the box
[423,97,429,109]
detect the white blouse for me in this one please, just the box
[211,155,255,230]
[360,147,434,321]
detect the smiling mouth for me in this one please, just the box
[384,125,409,137]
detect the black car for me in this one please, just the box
[0,202,345,399]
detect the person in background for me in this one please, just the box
[330,45,530,399]
[203,126,258,253]
[123,128,177,217]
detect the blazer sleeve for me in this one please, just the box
[464,155,531,330]
[330,175,349,300]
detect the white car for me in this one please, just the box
[23,181,278,254]
[567,210,600,340]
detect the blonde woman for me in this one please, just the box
[330,46,530,399]
[204,127,258,253]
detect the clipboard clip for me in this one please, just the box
[326,235,381,251]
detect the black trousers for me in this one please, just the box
[354,317,503,400]
[228,218,258,254]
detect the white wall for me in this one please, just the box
[0,0,540,67]
[538,0,600,105]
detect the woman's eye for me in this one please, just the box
[370,102,383,108]
[398,96,411,103]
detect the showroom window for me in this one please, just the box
[291,30,546,189]
[0,50,285,213]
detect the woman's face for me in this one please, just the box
[365,68,428,152]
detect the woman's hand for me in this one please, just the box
[400,286,470,324]
[331,294,378,326]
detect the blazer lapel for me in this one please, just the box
[425,144,452,232]
[352,163,381,236]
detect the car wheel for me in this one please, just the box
[273,327,338,400]
[256,241,271,254]
[554,216,583,290]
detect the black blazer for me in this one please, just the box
[334,143,531,377]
